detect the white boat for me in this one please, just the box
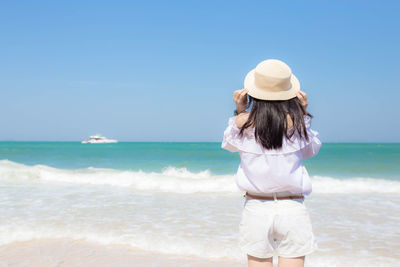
[81,134,118,144]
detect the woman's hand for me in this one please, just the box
[296,90,308,110]
[233,88,248,114]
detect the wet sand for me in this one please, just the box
[0,238,244,267]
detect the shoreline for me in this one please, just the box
[0,238,244,267]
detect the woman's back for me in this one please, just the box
[222,111,321,195]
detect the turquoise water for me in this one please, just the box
[0,142,399,180]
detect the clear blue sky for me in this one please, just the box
[1,0,399,142]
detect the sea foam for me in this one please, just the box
[1,160,399,194]
[0,160,237,193]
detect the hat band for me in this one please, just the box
[254,72,291,92]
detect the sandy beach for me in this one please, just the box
[0,238,243,267]
[1,236,398,267]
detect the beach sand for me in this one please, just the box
[0,238,244,267]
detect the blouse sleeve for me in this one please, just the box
[220,116,266,154]
[300,115,322,159]
[221,116,241,152]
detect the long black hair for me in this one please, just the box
[238,95,313,150]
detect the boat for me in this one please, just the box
[81,134,118,144]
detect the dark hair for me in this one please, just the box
[238,95,313,150]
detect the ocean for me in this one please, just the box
[1,142,399,266]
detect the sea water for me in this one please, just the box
[1,142,399,266]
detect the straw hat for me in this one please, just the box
[244,59,300,100]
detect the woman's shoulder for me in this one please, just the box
[235,112,251,128]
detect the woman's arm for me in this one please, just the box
[296,90,308,111]
[233,88,249,114]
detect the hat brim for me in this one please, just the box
[244,68,301,101]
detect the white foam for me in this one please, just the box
[1,160,399,194]
[0,160,238,193]
[312,175,400,194]
[1,159,399,265]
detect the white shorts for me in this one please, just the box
[239,195,317,258]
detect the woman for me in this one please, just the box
[222,59,322,267]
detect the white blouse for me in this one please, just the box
[221,114,322,196]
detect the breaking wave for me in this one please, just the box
[1,160,399,194]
